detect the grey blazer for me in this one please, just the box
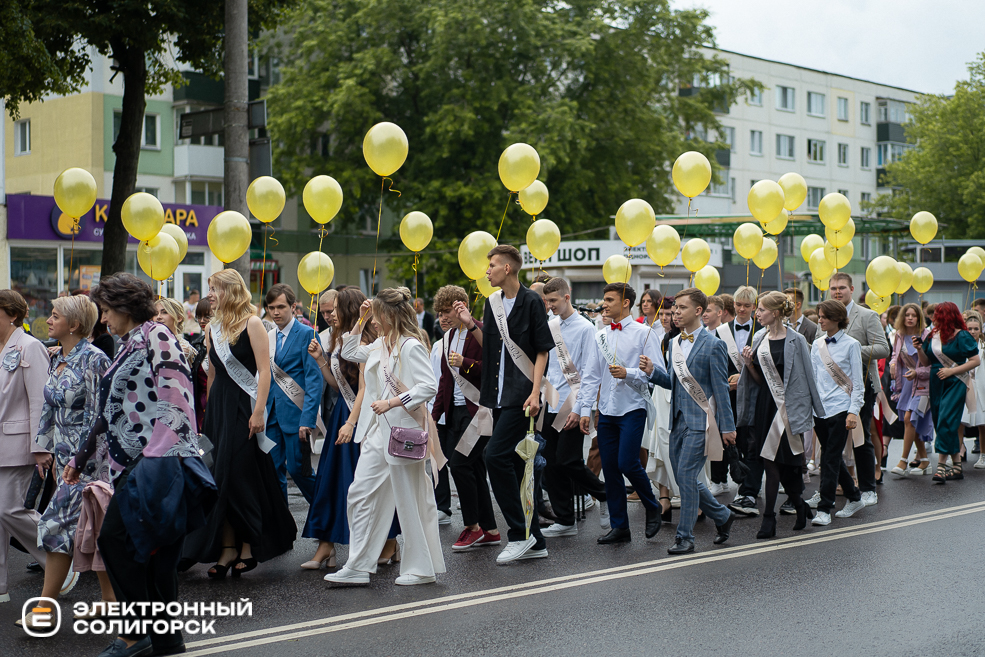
[846,303,891,390]
[796,315,819,345]
[736,328,825,436]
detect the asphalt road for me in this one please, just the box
[4,440,984,657]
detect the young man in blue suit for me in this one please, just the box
[265,283,323,504]
[641,288,737,554]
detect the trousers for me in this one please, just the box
[486,407,545,547]
[434,422,452,515]
[815,412,861,513]
[446,405,497,530]
[0,465,47,595]
[596,410,658,531]
[669,415,731,541]
[542,412,606,526]
[854,383,878,492]
[736,426,764,498]
[267,421,316,504]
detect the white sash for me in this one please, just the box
[268,330,328,451]
[898,336,930,413]
[671,339,723,461]
[330,349,357,411]
[548,316,582,432]
[441,328,493,456]
[817,339,864,448]
[716,324,743,373]
[211,324,275,453]
[931,334,977,414]
[594,327,657,430]
[756,337,802,460]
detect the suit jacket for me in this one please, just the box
[795,315,819,345]
[736,328,826,435]
[725,319,756,378]
[649,327,736,434]
[432,322,483,422]
[846,303,891,390]
[0,328,50,466]
[266,320,324,434]
[419,311,437,343]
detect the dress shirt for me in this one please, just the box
[792,315,804,331]
[447,327,467,407]
[733,319,753,342]
[676,328,699,360]
[277,317,296,354]
[546,311,597,414]
[811,330,864,418]
[496,296,516,407]
[417,310,425,328]
[577,316,664,418]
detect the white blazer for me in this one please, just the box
[341,332,438,445]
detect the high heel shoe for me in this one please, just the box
[792,499,814,531]
[377,542,401,565]
[659,496,672,522]
[232,557,257,577]
[301,550,337,570]
[208,546,239,579]
[756,514,777,539]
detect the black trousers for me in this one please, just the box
[815,412,861,513]
[542,412,607,526]
[854,382,878,492]
[446,404,497,530]
[434,422,453,515]
[486,407,545,547]
[710,458,729,485]
[98,475,184,648]
[736,426,764,498]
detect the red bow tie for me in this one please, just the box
[610,322,623,331]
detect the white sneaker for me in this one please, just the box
[975,455,985,470]
[516,547,548,561]
[670,496,681,509]
[599,503,611,530]
[542,523,577,537]
[777,484,785,495]
[61,569,80,595]
[584,495,597,510]
[835,500,866,518]
[861,491,878,506]
[812,511,831,526]
[437,511,453,526]
[496,537,537,564]
[807,460,819,475]
[324,566,370,585]
[807,491,821,509]
[707,482,725,496]
[395,573,436,586]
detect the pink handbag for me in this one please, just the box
[387,425,429,461]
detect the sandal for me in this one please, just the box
[659,496,672,522]
[932,464,948,484]
[909,459,931,475]
[208,546,239,579]
[947,462,964,481]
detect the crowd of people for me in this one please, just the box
[1,246,983,656]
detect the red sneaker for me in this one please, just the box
[452,528,484,551]
[473,531,502,547]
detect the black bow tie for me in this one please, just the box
[735,323,751,331]
[825,336,837,344]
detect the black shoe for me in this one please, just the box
[597,527,632,544]
[714,511,736,544]
[98,636,153,657]
[792,499,814,531]
[880,455,888,469]
[779,500,796,516]
[667,537,695,555]
[756,514,777,539]
[645,504,662,538]
[26,560,43,573]
[728,496,759,517]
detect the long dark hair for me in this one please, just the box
[329,288,376,387]
[932,301,967,345]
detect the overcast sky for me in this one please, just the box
[673,0,984,95]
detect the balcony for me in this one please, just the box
[174,144,224,179]
[876,122,907,142]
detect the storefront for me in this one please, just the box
[4,194,222,338]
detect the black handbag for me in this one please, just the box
[24,467,56,512]
[725,444,750,485]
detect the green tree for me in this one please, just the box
[265,0,755,296]
[1,0,294,277]
[869,53,985,239]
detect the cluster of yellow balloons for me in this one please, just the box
[958,247,985,283]
[120,191,184,281]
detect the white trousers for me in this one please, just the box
[0,465,48,595]
[345,430,446,578]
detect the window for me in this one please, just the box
[807,139,826,163]
[837,189,849,199]
[807,92,826,117]
[878,143,910,166]
[776,85,795,111]
[15,119,31,155]
[10,247,57,333]
[720,126,735,152]
[730,177,736,202]
[860,101,871,125]
[878,99,910,123]
[807,187,826,209]
[135,187,159,197]
[776,134,795,160]
[860,147,871,169]
[750,130,763,155]
[142,114,159,149]
[837,143,849,166]
[860,192,872,204]
[710,176,730,197]
[749,87,763,106]
[837,97,849,121]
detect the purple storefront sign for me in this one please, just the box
[5,194,222,246]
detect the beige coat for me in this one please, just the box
[0,328,50,467]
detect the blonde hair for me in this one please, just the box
[52,294,98,338]
[372,287,429,350]
[319,289,338,305]
[964,310,985,344]
[209,269,256,344]
[759,290,794,320]
[156,298,185,333]
[896,303,926,336]
[734,285,758,305]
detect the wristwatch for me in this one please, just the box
[468,323,479,332]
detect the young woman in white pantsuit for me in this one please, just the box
[326,287,445,587]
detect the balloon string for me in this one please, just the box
[261,226,268,299]
[495,192,514,242]
[681,197,692,242]
[745,259,749,286]
[309,293,317,326]
[372,178,384,296]
[412,252,419,301]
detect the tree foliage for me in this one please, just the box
[869,53,985,239]
[265,0,756,295]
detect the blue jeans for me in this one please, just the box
[268,421,316,504]
[669,415,730,540]
[597,409,658,531]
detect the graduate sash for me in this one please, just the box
[716,324,743,372]
[594,326,657,431]
[268,330,327,452]
[211,324,274,453]
[817,339,864,448]
[548,316,582,432]
[671,340,723,461]
[441,328,493,456]
[756,337,802,460]
[932,333,977,414]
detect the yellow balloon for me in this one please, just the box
[518,180,549,216]
[865,255,902,298]
[809,248,834,279]
[646,225,681,267]
[615,198,656,247]
[865,289,891,314]
[969,246,985,263]
[207,211,252,263]
[137,232,180,281]
[53,168,97,218]
[672,151,712,198]
[909,211,938,245]
[159,223,188,262]
[246,176,286,224]
[733,223,764,260]
[747,180,785,224]
[763,209,788,236]
[778,172,807,211]
[121,192,165,241]
[813,275,830,291]
[498,143,541,192]
[602,255,632,284]
[825,218,855,249]
[694,265,720,296]
[753,239,778,269]
[823,240,854,269]
[896,262,913,295]
[363,122,408,177]
[459,231,498,280]
[681,239,711,273]
[800,234,825,262]
[526,219,561,261]
[912,267,934,294]
[297,252,336,295]
[958,253,983,283]
[475,276,501,298]
[303,175,344,225]
[399,211,433,252]
[818,193,851,231]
